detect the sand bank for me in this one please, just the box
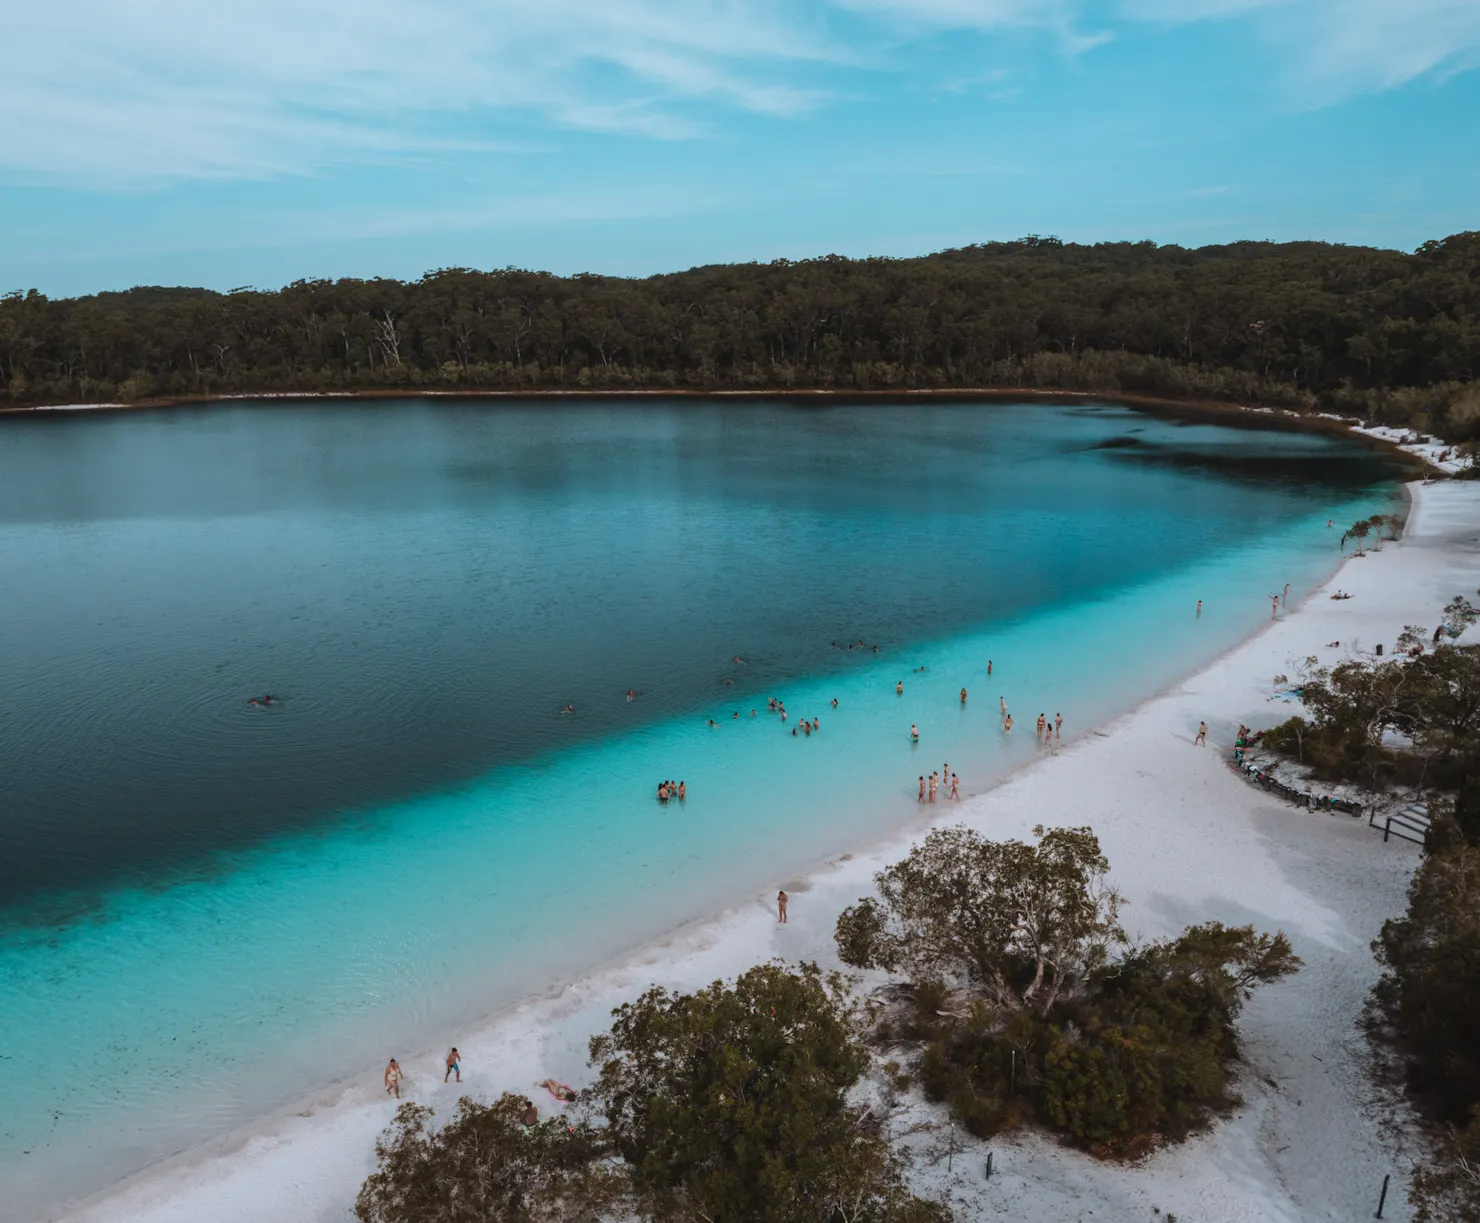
[54,479,1480,1223]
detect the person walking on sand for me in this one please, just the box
[445,1048,461,1084]
[777,890,788,924]
[950,772,960,801]
[1195,721,1207,747]
[385,1058,403,1099]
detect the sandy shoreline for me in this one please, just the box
[48,476,1480,1223]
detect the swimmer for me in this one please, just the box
[918,776,926,802]
[708,719,716,728]
[1196,599,1202,617]
[910,723,919,742]
[914,666,928,673]
[1195,721,1207,747]
[950,772,960,800]
[385,1058,403,1099]
[812,717,819,731]
[960,687,968,704]
[262,694,276,705]
[781,710,787,722]
[658,782,669,802]
[792,727,798,736]
[561,703,574,715]
[987,659,993,675]
[804,721,811,737]
[1004,713,1013,733]
[445,1048,461,1084]
[1000,695,1007,716]
[777,890,789,924]
[872,645,879,653]
[751,708,757,717]
[831,698,838,708]
[248,697,260,706]
[626,689,635,702]
[1036,713,1046,741]
[732,711,739,719]
[1055,712,1062,738]
[723,678,734,686]
[678,781,686,800]
[733,656,744,664]
[896,681,903,696]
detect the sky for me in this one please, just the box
[2,0,1478,298]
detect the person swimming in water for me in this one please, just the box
[831,698,838,708]
[1004,713,1013,733]
[678,781,686,800]
[626,689,635,702]
[561,703,574,715]
[987,659,993,675]
[960,687,967,704]
[910,724,919,742]
[896,681,904,695]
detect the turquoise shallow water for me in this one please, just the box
[0,399,1402,1216]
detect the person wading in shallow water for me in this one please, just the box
[385,1058,403,1099]
[445,1048,461,1083]
[777,890,789,923]
[1195,721,1207,747]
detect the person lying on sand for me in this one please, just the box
[540,1079,578,1103]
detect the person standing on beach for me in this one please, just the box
[777,890,788,923]
[1036,713,1046,742]
[1055,712,1062,739]
[1000,695,1007,717]
[1270,594,1280,618]
[1195,721,1207,747]
[445,1048,461,1083]
[918,776,926,802]
[950,773,960,800]
[385,1058,403,1099]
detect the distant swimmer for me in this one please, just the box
[732,711,739,719]
[897,681,904,696]
[1004,713,1013,733]
[804,721,812,737]
[918,776,926,802]
[678,781,686,800]
[910,724,919,742]
[987,660,993,675]
[751,708,757,717]
[248,697,259,706]
[626,689,635,702]
[1000,696,1007,716]
[708,719,716,728]
[733,656,744,664]
[445,1048,461,1084]
[914,666,928,673]
[385,1058,403,1099]
[561,703,574,715]
[1326,519,1334,528]
[872,645,879,653]
[1195,721,1207,747]
[777,890,789,924]
[262,694,276,705]
[950,772,960,801]
[812,717,819,731]
[1196,599,1202,618]
[723,678,735,686]
[960,687,968,704]
[831,698,838,708]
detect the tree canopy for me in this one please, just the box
[4,233,1480,442]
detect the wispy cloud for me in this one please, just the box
[1121,0,1480,102]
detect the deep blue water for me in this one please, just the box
[0,399,1402,1217]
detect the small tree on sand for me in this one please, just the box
[836,825,1124,1014]
[354,1095,622,1223]
[589,962,948,1223]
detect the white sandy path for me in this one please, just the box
[60,480,1480,1223]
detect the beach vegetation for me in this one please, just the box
[353,1094,621,1223]
[587,961,948,1223]
[5,234,1480,451]
[357,963,952,1223]
[836,826,1300,1154]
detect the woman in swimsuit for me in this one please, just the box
[385,1059,403,1098]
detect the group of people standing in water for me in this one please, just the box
[657,779,686,803]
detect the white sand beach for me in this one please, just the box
[56,476,1480,1223]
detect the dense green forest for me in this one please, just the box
[3,233,1479,440]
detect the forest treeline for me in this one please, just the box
[3,233,1479,440]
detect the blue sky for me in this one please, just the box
[2,0,1478,297]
